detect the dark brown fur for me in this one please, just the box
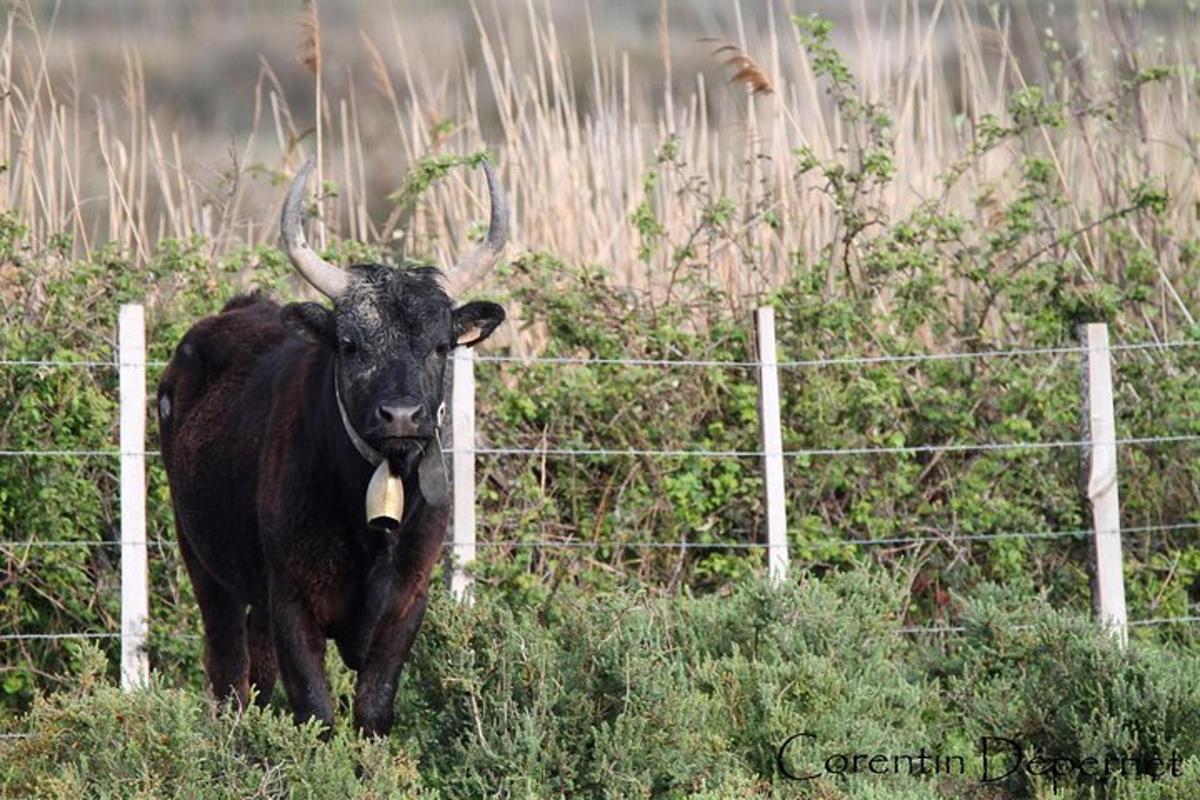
[158,279,501,736]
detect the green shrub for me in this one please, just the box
[5,575,1200,798]
[1,646,422,799]
[936,585,1200,799]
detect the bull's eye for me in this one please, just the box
[339,337,360,355]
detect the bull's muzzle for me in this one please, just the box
[375,401,424,438]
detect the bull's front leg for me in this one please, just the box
[270,583,334,734]
[353,589,430,737]
[353,505,446,737]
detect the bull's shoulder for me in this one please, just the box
[219,293,269,314]
[169,294,290,373]
[157,294,311,427]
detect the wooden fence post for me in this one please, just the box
[1080,322,1127,647]
[755,307,789,586]
[119,304,149,689]
[450,348,476,603]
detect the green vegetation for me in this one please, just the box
[5,575,1200,799]
[1,4,1200,797]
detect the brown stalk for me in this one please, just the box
[299,0,321,76]
[299,0,324,249]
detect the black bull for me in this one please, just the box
[156,159,507,736]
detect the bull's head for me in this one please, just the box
[278,158,505,479]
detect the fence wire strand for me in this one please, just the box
[4,521,1198,552]
[465,338,1200,368]
[5,614,1197,649]
[460,433,1200,459]
[4,433,1199,460]
[463,520,1200,549]
[900,615,1200,635]
[0,632,120,641]
[2,337,1196,372]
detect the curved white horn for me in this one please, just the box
[281,157,351,300]
[446,157,508,290]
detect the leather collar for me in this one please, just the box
[334,367,384,466]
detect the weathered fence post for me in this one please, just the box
[1080,322,1127,647]
[449,347,476,603]
[119,304,150,689]
[755,307,789,586]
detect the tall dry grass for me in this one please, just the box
[0,0,1196,316]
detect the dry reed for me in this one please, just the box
[0,0,1194,323]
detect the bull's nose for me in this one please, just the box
[376,402,424,436]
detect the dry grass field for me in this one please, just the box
[3,0,1195,309]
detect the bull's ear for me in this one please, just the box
[281,302,335,345]
[452,300,505,348]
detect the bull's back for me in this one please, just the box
[157,295,294,599]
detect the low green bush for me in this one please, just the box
[4,574,1200,799]
[1,647,423,799]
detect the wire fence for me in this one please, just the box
[1,336,1197,371]
[5,520,1200,553]
[2,328,1200,694]
[3,433,1199,461]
